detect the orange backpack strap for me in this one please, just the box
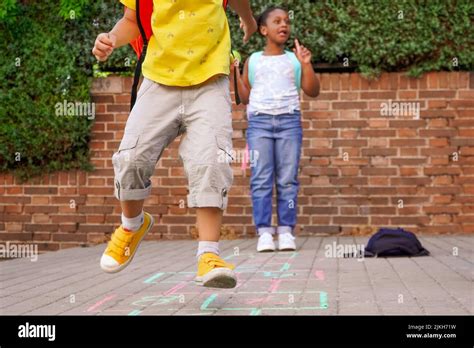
[129,0,154,110]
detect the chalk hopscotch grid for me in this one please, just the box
[84,251,329,316]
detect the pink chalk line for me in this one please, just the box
[234,271,244,289]
[314,270,325,281]
[241,144,250,170]
[246,297,272,305]
[87,294,117,312]
[163,282,187,296]
[268,279,282,293]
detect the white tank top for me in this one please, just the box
[247,54,300,116]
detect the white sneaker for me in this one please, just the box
[278,233,296,251]
[257,232,276,252]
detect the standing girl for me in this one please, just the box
[234,6,319,251]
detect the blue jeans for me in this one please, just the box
[246,111,303,236]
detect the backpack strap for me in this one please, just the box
[130,0,151,111]
[230,51,241,105]
[285,50,302,92]
[248,51,263,87]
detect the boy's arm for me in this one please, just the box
[228,0,257,43]
[233,58,251,105]
[109,7,140,48]
[92,8,139,61]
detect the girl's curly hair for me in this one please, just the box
[256,6,289,36]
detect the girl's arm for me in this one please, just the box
[293,39,320,97]
[301,62,320,98]
[234,58,251,105]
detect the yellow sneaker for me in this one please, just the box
[195,252,237,288]
[100,212,154,273]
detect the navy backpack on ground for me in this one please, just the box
[364,227,430,257]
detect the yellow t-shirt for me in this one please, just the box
[120,0,231,86]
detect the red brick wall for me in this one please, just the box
[1,72,473,250]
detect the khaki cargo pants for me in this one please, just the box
[112,75,234,210]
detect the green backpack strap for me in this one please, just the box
[248,51,263,87]
[285,50,302,91]
[248,51,302,92]
[230,49,241,105]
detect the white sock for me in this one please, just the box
[121,211,144,232]
[196,241,219,259]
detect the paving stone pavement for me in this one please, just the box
[0,236,472,316]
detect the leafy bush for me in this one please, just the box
[0,0,135,182]
[228,0,473,77]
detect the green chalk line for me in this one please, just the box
[319,291,328,308]
[143,272,165,284]
[215,306,327,311]
[201,291,329,312]
[200,293,218,311]
[176,270,288,274]
[250,308,262,315]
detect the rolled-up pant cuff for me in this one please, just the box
[257,227,276,236]
[187,191,228,211]
[114,183,152,201]
[277,226,293,235]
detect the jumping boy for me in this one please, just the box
[92,0,257,288]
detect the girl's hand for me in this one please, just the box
[92,33,116,62]
[231,58,241,77]
[293,38,312,65]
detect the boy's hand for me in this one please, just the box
[92,33,117,62]
[239,17,257,44]
[293,38,312,65]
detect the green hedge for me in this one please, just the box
[1,0,472,181]
[0,1,135,182]
[227,0,473,77]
